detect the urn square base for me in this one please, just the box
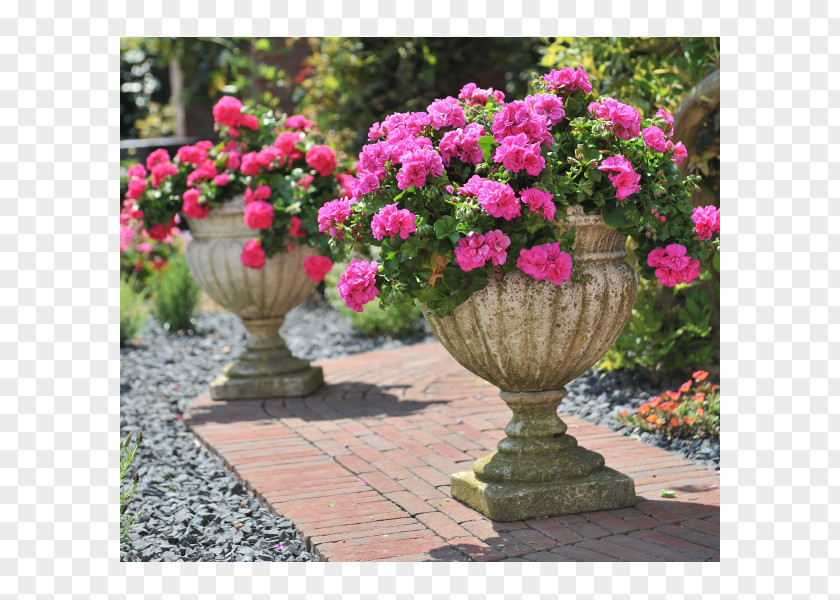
[450,467,636,522]
[209,365,324,400]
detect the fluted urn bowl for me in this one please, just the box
[184,195,323,400]
[423,205,639,520]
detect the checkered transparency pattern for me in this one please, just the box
[0,0,833,596]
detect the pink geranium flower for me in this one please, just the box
[454,234,489,272]
[476,180,520,221]
[317,199,352,238]
[598,155,641,201]
[371,203,417,240]
[305,145,337,176]
[181,188,210,220]
[244,200,274,230]
[691,205,720,240]
[303,255,333,282]
[517,242,573,285]
[519,188,556,220]
[337,260,379,312]
[241,240,266,269]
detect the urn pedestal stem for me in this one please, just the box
[451,388,636,522]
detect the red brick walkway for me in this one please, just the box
[184,342,719,562]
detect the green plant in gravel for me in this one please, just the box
[120,430,142,546]
[120,274,149,347]
[324,266,424,338]
[152,252,201,333]
[616,370,719,440]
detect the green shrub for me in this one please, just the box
[120,430,142,546]
[120,274,149,347]
[152,252,201,333]
[600,242,719,382]
[324,266,425,338]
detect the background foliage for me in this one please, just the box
[297,37,546,156]
[542,37,720,380]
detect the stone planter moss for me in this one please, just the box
[424,205,638,521]
[184,195,323,400]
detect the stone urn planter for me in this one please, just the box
[183,195,323,400]
[424,205,638,521]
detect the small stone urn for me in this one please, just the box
[424,205,638,521]
[184,195,323,400]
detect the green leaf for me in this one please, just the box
[434,215,459,241]
[477,135,496,163]
[601,204,634,229]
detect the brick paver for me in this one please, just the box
[185,342,720,562]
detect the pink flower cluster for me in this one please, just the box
[125,163,147,201]
[241,240,266,269]
[317,198,353,238]
[543,67,592,94]
[244,200,274,230]
[524,93,566,126]
[667,140,688,165]
[244,185,271,204]
[439,123,485,167]
[371,203,417,241]
[367,112,430,142]
[454,230,511,272]
[146,149,178,188]
[459,176,521,221]
[492,133,545,176]
[655,109,674,135]
[642,126,668,152]
[288,216,305,238]
[491,100,553,147]
[285,114,313,131]
[305,145,337,177]
[647,244,700,287]
[588,98,641,140]
[338,259,380,312]
[691,205,720,240]
[181,188,210,220]
[426,97,466,130]
[303,255,333,282]
[395,144,444,190]
[516,242,573,285]
[212,96,259,138]
[458,83,505,106]
[598,155,641,201]
[519,188,556,220]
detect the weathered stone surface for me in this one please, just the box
[425,206,639,520]
[450,467,636,522]
[184,195,323,400]
[210,365,324,400]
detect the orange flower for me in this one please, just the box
[679,380,692,393]
[655,417,663,426]
[646,415,658,424]
[692,370,709,381]
[692,393,706,403]
[650,398,660,407]
[638,403,651,415]
[684,416,696,425]
[665,390,681,401]
[620,410,628,418]
[670,418,680,428]
[696,407,705,416]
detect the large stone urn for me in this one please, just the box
[424,205,638,521]
[184,195,323,400]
